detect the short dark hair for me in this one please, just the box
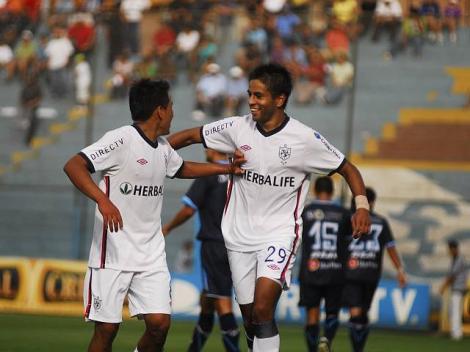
[314,176,333,194]
[350,186,377,212]
[365,187,377,204]
[129,79,170,121]
[248,63,292,108]
[448,239,459,249]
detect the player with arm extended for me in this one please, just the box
[63,79,244,352]
[167,63,370,352]
[162,148,240,352]
[298,176,350,352]
[338,187,407,352]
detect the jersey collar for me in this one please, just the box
[132,124,159,149]
[256,114,290,137]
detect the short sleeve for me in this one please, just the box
[80,129,129,174]
[185,178,210,210]
[381,218,395,248]
[201,117,239,153]
[165,144,184,178]
[303,130,345,175]
[451,258,466,276]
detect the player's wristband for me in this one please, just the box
[355,195,370,211]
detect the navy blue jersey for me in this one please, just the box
[338,211,395,282]
[299,200,349,285]
[184,173,228,243]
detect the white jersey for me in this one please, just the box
[202,115,345,252]
[80,125,183,271]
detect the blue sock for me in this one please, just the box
[324,315,339,342]
[219,313,240,352]
[244,324,254,351]
[305,324,320,352]
[188,313,214,352]
[348,321,369,352]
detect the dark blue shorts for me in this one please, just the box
[299,283,344,314]
[201,241,233,297]
[342,280,378,311]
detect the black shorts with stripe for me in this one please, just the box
[299,283,344,314]
[201,240,233,297]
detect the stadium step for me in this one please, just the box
[355,67,470,170]
[445,66,470,94]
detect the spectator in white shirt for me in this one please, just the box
[192,63,227,121]
[45,27,74,98]
[372,0,403,44]
[176,25,200,82]
[74,53,91,105]
[325,50,354,105]
[225,66,248,116]
[120,0,151,55]
[0,39,14,81]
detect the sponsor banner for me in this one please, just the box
[0,257,430,329]
[0,257,30,310]
[171,274,430,330]
[0,257,88,316]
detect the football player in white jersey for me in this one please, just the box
[168,64,371,352]
[63,79,245,352]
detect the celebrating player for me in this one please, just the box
[168,63,370,352]
[163,149,240,352]
[338,187,407,352]
[298,176,349,352]
[63,79,244,352]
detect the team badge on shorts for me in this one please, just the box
[93,295,102,311]
[308,259,320,271]
[348,258,359,269]
[278,144,291,165]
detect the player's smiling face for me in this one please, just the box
[248,79,278,124]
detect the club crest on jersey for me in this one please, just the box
[308,259,320,271]
[313,209,325,220]
[348,257,359,269]
[137,158,148,165]
[278,144,291,165]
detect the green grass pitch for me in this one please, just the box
[0,313,469,351]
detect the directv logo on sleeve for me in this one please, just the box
[314,131,342,159]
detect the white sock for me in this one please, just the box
[253,334,280,352]
[133,348,139,352]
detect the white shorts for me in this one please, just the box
[83,267,171,323]
[228,241,297,305]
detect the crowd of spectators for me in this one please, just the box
[0,0,466,121]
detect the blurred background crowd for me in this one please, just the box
[0,0,468,129]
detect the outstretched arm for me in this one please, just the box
[176,149,245,179]
[176,160,242,179]
[167,127,203,150]
[64,155,123,232]
[386,245,407,288]
[337,160,371,237]
[162,205,196,236]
